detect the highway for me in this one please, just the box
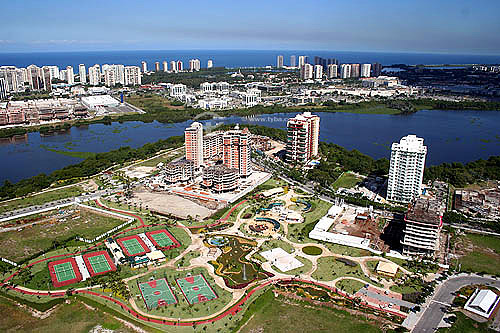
[412,275,500,332]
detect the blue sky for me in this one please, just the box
[1,0,499,54]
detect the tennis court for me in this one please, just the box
[176,274,218,305]
[83,250,117,277]
[116,235,150,257]
[48,257,82,288]
[146,229,180,250]
[138,278,177,310]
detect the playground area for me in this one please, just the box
[145,229,180,250]
[82,250,116,277]
[205,235,271,288]
[176,274,218,305]
[138,278,177,310]
[48,257,82,288]
[116,235,150,257]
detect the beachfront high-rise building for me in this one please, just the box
[155,62,160,72]
[0,78,7,100]
[79,64,86,83]
[177,61,183,72]
[286,112,320,164]
[170,61,177,73]
[185,122,204,168]
[327,64,338,78]
[163,61,168,72]
[41,66,60,81]
[223,125,252,177]
[141,61,147,73]
[290,55,296,67]
[42,67,52,92]
[0,66,26,93]
[298,55,306,68]
[88,64,101,86]
[314,65,323,79]
[372,62,382,77]
[387,135,427,203]
[300,63,314,80]
[66,66,74,84]
[361,64,371,78]
[350,64,360,78]
[340,64,351,79]
[26,64,44,90]
[124,66,142,86]
[277,55,284,68]
[207,59,213,68]
[189,59,201,72]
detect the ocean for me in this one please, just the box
[0,50,499,71]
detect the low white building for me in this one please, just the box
[81,95,120,110]
[464,289,500,318]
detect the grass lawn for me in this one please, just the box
[332,172,363,190]
[312,257,373,285]
[136,149,183,167]
[302,245,323,256]
[457,233,500,276]
[127,266,232,319]
[0,207,126,262]
[259,239,294,254]
[287,199,332,243]
[238,290,382,333]
[0,296,136,333]
[0,185,83,215]
[436,311,495,333]
[336,279,366,295]
[175,251,200,268]
[272,255,313,276]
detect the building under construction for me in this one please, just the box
[402,198,444,258]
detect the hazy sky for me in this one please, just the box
[1,0,499,54]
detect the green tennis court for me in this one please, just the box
[88,254,111,274]
[117,235,149,256]
[139,278,177,310]
[176,274,218,305]
[54,261,76,282]
[150,232,175,247]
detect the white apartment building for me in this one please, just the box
[124,66,142,85]
[387,135,427,203]
[0,66,25,92]
[340,64,351,79]
[207,59,213,68]
[300,63,314,80]
[290,55,296,67]
[170,61,177,73]
[327,64,338,78]
[361,63,371,78]
[41,66,60,81]
[277,55,284,68]
[163,61,168,72]
[184,122,204,168]
[66,66,74,84]
[141,61,147,73]
[286,112,320,164]
[79,64,86,83]
[314,65,323,79]
[170,84,186,98]
[0,78,7,99]
[88,64,101,86]
[223,125,252,177]
[103,65,125,87]
[244,88,261,107]
[298,56,306,68]
[200,82,215,93]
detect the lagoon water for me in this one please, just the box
[1,110,499,184]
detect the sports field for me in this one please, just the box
[82,250,116,277]
[116,235,150,257]
[48,258,82,288]
[176,274,218,305]
[138,278,177,310]
[146,229,180,249]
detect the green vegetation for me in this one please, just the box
[312,257,373,285]
[0,208,126,262]
[336,279,366,295]
[332,172,363,190]
[302,245,323,256]
[238,289,382,333]
[0,185,83,214]
[455,233,500,275]
[0,296,136,333]
[436,311,496,333]
[175,251,200,268]
[259,239,294,254]
[0,135,184,200]
[39,145,96,159]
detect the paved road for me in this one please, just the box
[412,275,500,332]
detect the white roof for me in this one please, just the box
[465,289,500,318]
[81,95,119,107]
[147,250,166,261]
[262,187,284,197]
[260,248,304,272]
[314,216,335,232]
